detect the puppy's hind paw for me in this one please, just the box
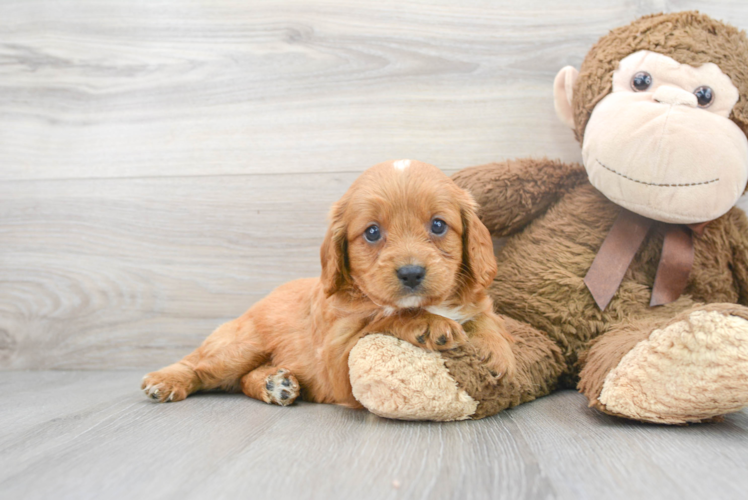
[264,369,300,406]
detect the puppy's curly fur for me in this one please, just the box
[142,160,515,407]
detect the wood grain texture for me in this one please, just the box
[1,0,746,182]
[0,371,746,500]
[0,173,364,369]
[2,0,748,369]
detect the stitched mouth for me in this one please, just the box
[596,159,719,187]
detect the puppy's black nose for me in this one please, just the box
[397,266,426,289]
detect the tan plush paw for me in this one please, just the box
[598,310,748,424]
[348,334,477,421]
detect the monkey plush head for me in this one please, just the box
[554,12,748,224]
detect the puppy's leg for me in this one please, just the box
[141,358,200,403]
[365,311,468,351]
[241,365,300,406]
[142,316,266,403]
[465,312,516,379]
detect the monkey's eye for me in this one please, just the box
[694,86,714,108]
[364,224,381,243]
[631,72,653,91]
[430,218,447,236]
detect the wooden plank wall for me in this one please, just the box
[2,0,748,370]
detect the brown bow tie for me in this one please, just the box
[584,209,707,311]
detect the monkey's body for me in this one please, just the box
[347,12,748,424]
[440,159,748,422]
[487,164,748,361]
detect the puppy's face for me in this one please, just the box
[321,160,496,309]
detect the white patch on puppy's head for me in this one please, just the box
[393,159,411,171]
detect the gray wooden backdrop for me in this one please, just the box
[3,0,748,370]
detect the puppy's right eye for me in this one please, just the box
[364,224,381,243]
[430,218,447,236]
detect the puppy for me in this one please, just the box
[142,160,515,407]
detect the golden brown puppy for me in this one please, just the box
[142,160,515,408]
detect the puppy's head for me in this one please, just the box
[320,159,496,308]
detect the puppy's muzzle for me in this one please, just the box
[396,265,426,290]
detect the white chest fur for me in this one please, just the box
[425,305,474,325]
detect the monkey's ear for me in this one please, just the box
[554,66,579,130]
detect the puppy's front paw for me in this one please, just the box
[141,366,194,403]
[263,368,300,406]
[407,315,468,351]
[479,351,513,381]
[473,338,515,380]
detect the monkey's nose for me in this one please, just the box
[653,85,698,107]
[397,266,426,290]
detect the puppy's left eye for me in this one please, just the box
[364,224,381,243]
[430,218,447,236]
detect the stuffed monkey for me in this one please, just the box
[348,11,748,424]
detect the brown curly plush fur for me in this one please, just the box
[434,12,748,423]
[443,159,748,423]
[442,317,565,419]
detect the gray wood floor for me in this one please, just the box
[1,371,747,500]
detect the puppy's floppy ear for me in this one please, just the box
[320,199,350,296]
[460,194,497,291]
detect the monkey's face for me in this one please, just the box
[557,50,748,224]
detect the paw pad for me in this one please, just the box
[264,369,300,406]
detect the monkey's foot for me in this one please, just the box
[597,310,748,424]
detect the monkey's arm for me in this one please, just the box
[728,207,748,306]
[452,158,587,237]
